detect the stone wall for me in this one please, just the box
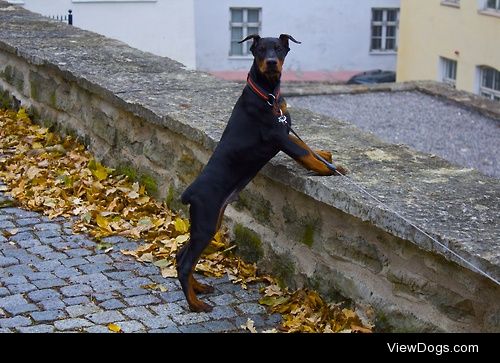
[0,2,499,332]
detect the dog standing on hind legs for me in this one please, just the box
[176,34,347,312]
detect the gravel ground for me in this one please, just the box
[288,91,500,178]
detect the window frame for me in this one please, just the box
[229,7,262,58]
[370,8,400,54]
[72,1,157,3]
[440,0,460,8]
[485,0,500,10]
[479,66,500,101]
[440,57,458,88]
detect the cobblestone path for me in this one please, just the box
[0,182,280,333]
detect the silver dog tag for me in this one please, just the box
[278,115,287,124]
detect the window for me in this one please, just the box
[229,8,261,56]
[441,0,460,7]
[371,9,399,52]
[72,1,157,3]
[479,66,500,101]
[441,58,457,87]
[486,0,500,10]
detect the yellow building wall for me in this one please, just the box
[397,0,500,94]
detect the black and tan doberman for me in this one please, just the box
[176,34,347,312]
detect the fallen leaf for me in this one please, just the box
[241,318,257,333]
[161,267,177,278]
[107,323,122,333]
[141,283,168,292]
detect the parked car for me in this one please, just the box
[347,69,396,84]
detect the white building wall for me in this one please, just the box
[194,0,400,72]
[10,0,197,69]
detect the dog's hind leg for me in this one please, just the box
[176,198,220,312]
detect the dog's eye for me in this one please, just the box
[258,46,266,52]
[275,45,283,51]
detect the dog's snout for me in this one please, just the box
[266,58,278,67]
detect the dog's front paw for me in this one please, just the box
[334,164,348,176]
[315,149,333,163]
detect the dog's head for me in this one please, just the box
[239,34,301,82]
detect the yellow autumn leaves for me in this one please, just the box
[0,108,373,333]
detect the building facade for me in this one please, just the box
[194,0,400,74]
[11,0,401,75]
[397,0,500,100]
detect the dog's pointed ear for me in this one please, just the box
[239,34,261,53]
[279,34,301,50]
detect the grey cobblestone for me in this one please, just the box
[171,312,210,325]
[10,232,36,242]
[31,278,66,289]
[104,271,135,281]
[61,257,88,267]
[0,256,18,267]
[66,304,102,318]
[64,296,91,306]
[119,287,149,297]
[237,303,266,315]
[203,320,237,332]
[4,264,35,276]
[209,293,239,306]
[28,289,61,302]
[31,310,66,322]
[33,260,62,272]
[149,326,181,333]
[27,245,53,254]
[17,238,41,249]
[54,266,81,279]
[92,281,123,293]
[54,318,93,331]
[124,294,161,307]
[34,229,61,239]
[7,283,37,294]
[151,303,184,317]
[92,292,116,302]
[142,316,176,329]
[42,252,68,261]
[85,325,111,333]
[78,263,112,274]
[208,306,238,320]
[27,271,56,281]
[178,324,210,333]
[18,324,55,333]
[66,248,93,258]
[116,320,145,333]
[0,316,32,328]
[61,284,92,297]
[135,265,160,276]
[0,220,15,229]
[16,218,41,226]
[87,310,125,324]
[123,277,153,288]
[86,254,113,264]
[159,291,185,303]
[4,303,39,315]
[99,299,125,310]
[2,275,28,285]
[122,306,155,320]
[40,299,65,310]
[0,191,282,333]
[0,294,28,308]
